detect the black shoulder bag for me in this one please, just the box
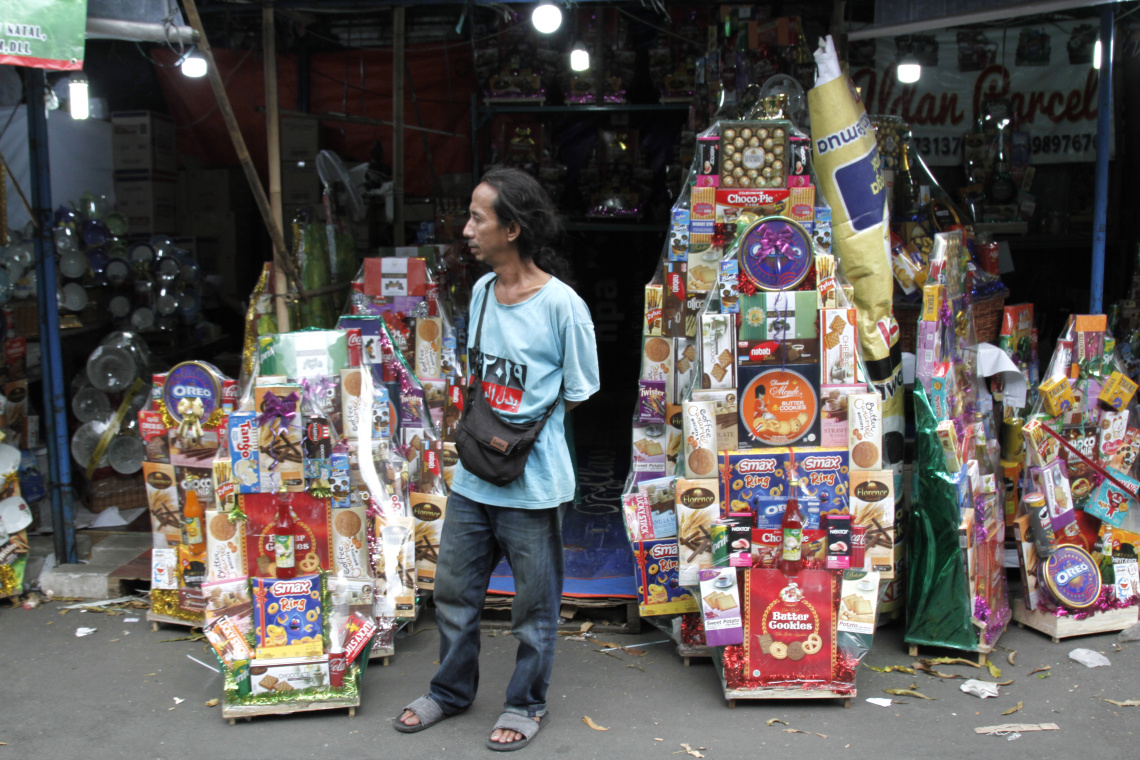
[455,278,563,487]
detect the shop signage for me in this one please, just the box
[849,19,1107,165]
[0,0,88,71]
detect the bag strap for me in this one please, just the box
[468,275,564,424]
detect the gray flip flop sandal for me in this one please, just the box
[486,712,550,751]
[393,696,448,733]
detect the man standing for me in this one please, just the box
[395,168,600,751]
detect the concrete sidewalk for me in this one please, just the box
[1,594,1137,760]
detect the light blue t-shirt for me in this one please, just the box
[451,272,600,509]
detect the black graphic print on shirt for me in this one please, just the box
[472,350,528,413]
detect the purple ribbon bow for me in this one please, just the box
[259,391,299,434]
[300,377,336,416]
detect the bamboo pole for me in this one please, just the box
[181,0,300,324]
[263,4,289,331]
[393,6,405,245]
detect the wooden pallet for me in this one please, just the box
[677,642,712,666]
[147,611,202,631]
[906,642,994,666]
[221,693,359,723]
[1012,603,1139,643]
[711,649,853,708]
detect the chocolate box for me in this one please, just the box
[249,655,330,695]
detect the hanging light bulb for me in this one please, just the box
[69,71,89,120]
[570,42,589,72]
[1093,38,1102,70]
[896,55,921,84]
[532,3,562,34]
[181,49,208,78]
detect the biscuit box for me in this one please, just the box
[249,655,330,695]
[633,538,698,616]
[793,446,851,517]
[736,361,822,448]
[252,574,325,659]
[719,448,791,516]
[242,493,332,578]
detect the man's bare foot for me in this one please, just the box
[398,709,421,728]
[489,716,540,744]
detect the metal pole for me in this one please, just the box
[1090,6,1113,314]
[24,69,77,564]
[393,6,405,245]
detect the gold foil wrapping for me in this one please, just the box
[149,589,203,624]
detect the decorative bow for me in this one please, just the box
[0,470,17,498]
[258,391,299,436]
[301,377,336,417]
[750,225,801,264]
[176,397,205,446]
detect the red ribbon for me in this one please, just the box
[1040,424,1139,499]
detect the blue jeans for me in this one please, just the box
[428,490,565,719]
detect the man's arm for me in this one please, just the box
[565,400,583,413]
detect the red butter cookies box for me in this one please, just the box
[241,493,332,578]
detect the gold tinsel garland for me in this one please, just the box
[149,589,204,624]
[0,563,18,597]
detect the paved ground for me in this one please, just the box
[1,597,1137,760]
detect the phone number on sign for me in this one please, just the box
[913,136,963,157]
[1030,133,1095,155]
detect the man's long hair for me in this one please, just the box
[479,168,571,283]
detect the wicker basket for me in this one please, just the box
[896,289,1009,354]
[83,471,147,514]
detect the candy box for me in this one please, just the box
[254,384,304,491]
[673,337,697,403]
[1085,468,1139,528]
[719,449,790,516]
[202,577,253,636]
[204,509,246,582]
[682,401,718,478]
[699,312,736,390]
[143,462,181,546]
[661,262,691,338]
[363,256,427,297]
[252,574,324,659]
[737,362,821,448]
[698,567,744,646]
[820,308,857,385]
[249,655,330,695]
[819,384,863,447]
[638,380,666,425]
[921,283,943,322]
[1029,460,1077,535]
[1098,409,1129,462]
[636,476,678,539]
[203,613,254,666]
[1039,376,1076,417]
[411,493,446,589]
[794,446,851,518]
[690,389,738,451]
[631,423,668,485]
[633,538,697,616]
[738,291,819,342]
[644,284,663,336]
[847,393,882,470]
[1099,371,1138,412]
[413,317,444,380]
[1111,427,1140,473]
[849,471,895,578]
[242,493,332,578]
[337,315,385,366]
[331,506,369,579]
[674,479,720,586]
[258,330,351,379]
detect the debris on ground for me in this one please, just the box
[1069,648,1111,668]
[960,679,1000,699]
[1002,701,1024,716]
[583,715,608,731]
[975,723,1059,735]
[75,627,97,637]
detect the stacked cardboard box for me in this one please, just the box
[111,111,177,234]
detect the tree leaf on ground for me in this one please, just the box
[784,728,827,738]
[865,664,916,674]
[583,715,609,731]
[995,680,1014,686]
[1037,673,1051,679]
[1007,650,1017,666]
[986,661,1002,679]
[926,657,983,668]
[626,663,645,672]
[767,718,788,726]
[205,698,219,707]
[580,621,594,633]
[1003,701,1023,716]
[885,688,935,700]
[673,743,706,757]
[1028,665,1051,676]
[1097,698,1140,707]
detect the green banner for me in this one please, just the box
[0,0,87,71]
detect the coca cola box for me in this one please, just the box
[337,315,384,366]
